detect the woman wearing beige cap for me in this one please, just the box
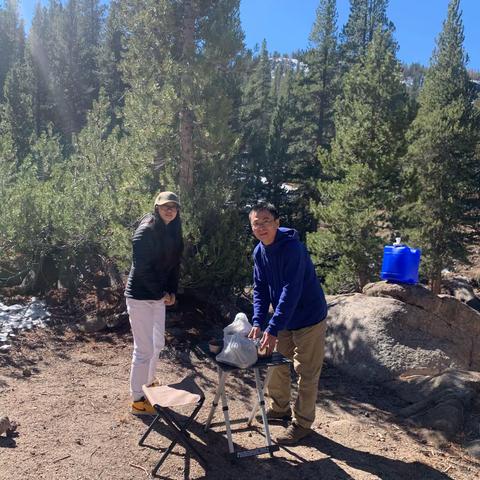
[124,191,183,415]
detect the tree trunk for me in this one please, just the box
[32,252,59,294]
[358,269,369,290]
[431,272,442,295]
[179,0,195,192]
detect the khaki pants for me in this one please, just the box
[267,320,326,429]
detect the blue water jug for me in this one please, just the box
[380,238,421,284]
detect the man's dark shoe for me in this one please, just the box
[275,423,311,445]
[257,408,292,423]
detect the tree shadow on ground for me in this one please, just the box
[0,353,41,381]
[133,413,453,480]
[318,361,405,414]
[301,432,453,480]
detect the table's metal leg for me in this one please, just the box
[254,367,274,453]
[220,379,235,454]
[204,366,226,431]
[204,367,235,454]
[247,367,274,426]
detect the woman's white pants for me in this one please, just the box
[126,298,165,401]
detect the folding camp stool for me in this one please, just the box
[139,376,207,475]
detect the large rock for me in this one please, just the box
[325,282,480,383]
[0,415,17,436]
[441,273,480,313]
[387,369,480,439]
[363,281,480,370]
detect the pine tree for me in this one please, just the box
[0,0,24,101]
[0,91,140,291]
[29,125,63,182]
[181,0,251,291]
[402,62,427,123]
[54,0,102,138]
[270,52,289,100]
[402,0,479,293]
[237,39,273,202]
[340,0,393,68]
[264,68,293,212]
[25,3,50,135]
[62,91,129,257]
[0,130,17,264]
[98,0,126,122]
[77,0,104,110]
[1,61,35,163]
[403,62,426,99]
[308,0,338,148]
[0,126,16,195]
[33,0,66,136]
[24,0,103,141]
[282,0,340,234]
[119,0,250,293]
[119,0,180,188]
[0,127,65,292]
[308,28,408,292]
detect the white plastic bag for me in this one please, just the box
[216,333,258,369]
[223,312,251,337]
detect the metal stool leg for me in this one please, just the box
[152,437,177,475]
[151,404,207,475]
[139,413,162,446]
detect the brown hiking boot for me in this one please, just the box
[257,408,292,423]
[275,423,311,445]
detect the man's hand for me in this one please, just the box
[248,326,262,339]
[260,331,277,355]
[163,293,176,306]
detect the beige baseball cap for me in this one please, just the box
[154,191,180,207]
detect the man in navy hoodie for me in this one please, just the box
[248,202,328,445]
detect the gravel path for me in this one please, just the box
[0,327,479,480]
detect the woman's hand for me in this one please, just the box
[163,293,176,306]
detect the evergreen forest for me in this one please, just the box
[0,0,479,298]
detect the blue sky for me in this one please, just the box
[19,0,480,70]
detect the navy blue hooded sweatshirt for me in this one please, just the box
[252,227,327,336]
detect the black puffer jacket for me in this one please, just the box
[124,213,182,300]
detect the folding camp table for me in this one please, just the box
[200,344,292,460]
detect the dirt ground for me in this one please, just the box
[1,322,479,480]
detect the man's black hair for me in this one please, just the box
[249,201,279,220]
